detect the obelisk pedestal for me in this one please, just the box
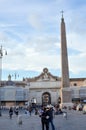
[60,88,73,108]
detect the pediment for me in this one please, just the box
[25,68,59,82]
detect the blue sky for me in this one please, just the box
[0,0,86,80]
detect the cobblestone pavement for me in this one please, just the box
[0,110,86,130]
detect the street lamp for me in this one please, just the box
[0,45,7,116]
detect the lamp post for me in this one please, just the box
[0,45,7,116]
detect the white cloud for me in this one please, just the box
[28,14,43,30]
[0,32,9,42]
[0,0,86,79]
[69,53,86,74]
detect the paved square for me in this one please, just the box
[0,110,86,130]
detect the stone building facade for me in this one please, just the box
[24,68,86,106]
[0,68,86,107]
[25,68,61,106]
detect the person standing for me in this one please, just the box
[9,107,13,119]
[28,106,32,116]
[40,107,50,130]
[48,107,55,130]
[14,107,19,116]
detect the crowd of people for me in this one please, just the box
[8,104,64,130]
[6,102,86,130]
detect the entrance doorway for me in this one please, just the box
[42,92,51,106]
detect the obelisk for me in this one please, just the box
[60,11,72,107]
